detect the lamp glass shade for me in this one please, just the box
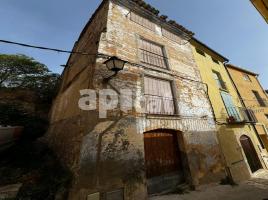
[105,59,115,71]
[105,56,125,72]
[114,59,125,71]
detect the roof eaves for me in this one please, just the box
[226,64,259,76]
[191,37,229,62]
[128,0,194,36]
[250,0,268,24]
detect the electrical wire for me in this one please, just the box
[0,39,206,86]
[0,39,108,58]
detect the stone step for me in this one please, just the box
[0,183,22,200]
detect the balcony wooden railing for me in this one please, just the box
[140,49,168,69]
[144,94,175,115]
[226,107,257,124]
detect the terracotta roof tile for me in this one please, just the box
[130,0,194,36]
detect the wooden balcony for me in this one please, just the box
[226,107,257,124]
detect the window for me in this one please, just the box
[246,109,258,123]
[196,48,205,56]
[265,114,268,120]
[212,71,227,90]
[212,58,219,64]
[243,74,251,82]
[252,90,266,107]
[130,12,155,31]
[139,38,168,69]
[162,29,181,43]
[144,76,175,115]
[221,91,241,122]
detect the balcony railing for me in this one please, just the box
[226,106,257,124]
[140,49,168,69]
[144,94,175,115]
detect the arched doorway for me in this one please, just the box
[240,135,262,173]
[144,129,185,194]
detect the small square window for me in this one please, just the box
[212,58,219,64]
[196,48,205,56]
[243,74,251,82]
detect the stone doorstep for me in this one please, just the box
[252,169,268,179]
[0,183,22,200]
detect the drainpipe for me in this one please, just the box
[223,62,266,152]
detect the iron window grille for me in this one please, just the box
[139,39,168,69]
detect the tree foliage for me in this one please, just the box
[0,54,61,138]
[0,54,60,103]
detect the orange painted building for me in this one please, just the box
[226,64,268,150]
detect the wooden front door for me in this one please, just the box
[240,135,262,172]
[144,130,182,178]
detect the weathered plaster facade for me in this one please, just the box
[46,0,224,199]
[191,39,268,183]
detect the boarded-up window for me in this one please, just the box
[144,76,175,115]
[130,12,155,31]
[162,29,181,44]
[139,39,168,69]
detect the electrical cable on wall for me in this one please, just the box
[0,39,206,86]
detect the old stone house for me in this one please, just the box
[46,0,225,199]
[191,39,268,182]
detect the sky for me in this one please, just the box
[0,0,268,88]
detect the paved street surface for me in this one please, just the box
[150,170,268,200]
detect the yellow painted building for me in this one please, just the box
[191,38,268,182]
[226,64,268,150]
[251,0,268,23]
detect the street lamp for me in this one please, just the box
[103,56,126,81]
[104,56,126,73]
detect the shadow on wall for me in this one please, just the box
[0,88,53,140]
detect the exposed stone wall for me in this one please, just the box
[101,0,224,187]
[46,0,110,180]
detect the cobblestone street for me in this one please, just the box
[150,170,268,200]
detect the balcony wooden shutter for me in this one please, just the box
[144,77,174,114]
[221,91,241,121]
[140,39,167,68]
